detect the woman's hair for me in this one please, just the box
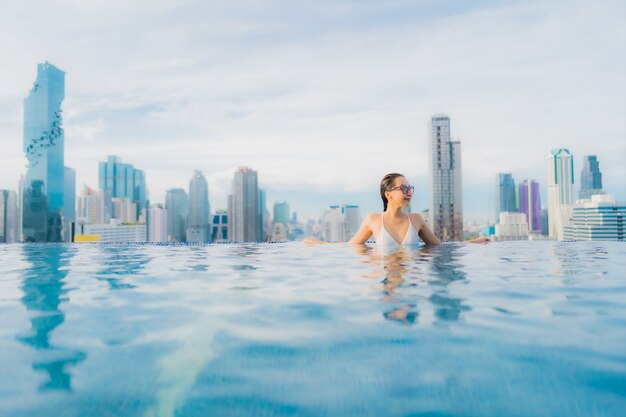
[380,173,404,211]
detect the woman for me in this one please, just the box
[305,172,488,246]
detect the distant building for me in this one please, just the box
[147,204,167,242]
[563,195,625,241]
[271,223,287,242]
[165,188,188,242]
[540,208,549,236]
[495,212,529,241]
[22,62,68,242]
[99,155,147,219]
[210,210,228,242]
[229,166,260,242]
[496,173,517,219]
[62,167,76,242]
[429,114,463,241]
[259,188,269,242]
[112,198,137,224]
[77,185,111,225]
[579,155,603,199]
[321,205,361,242]
[187,170,210,243]
[273,202,290,227]
[547,148,574,240]
[0,190,19,243]
[75,220,146,242]
[518,179,541,234]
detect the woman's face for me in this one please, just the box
[387,176,414,208]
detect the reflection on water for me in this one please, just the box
[95,246,151,289]
[16,245,86,391]
[355,243,470,325]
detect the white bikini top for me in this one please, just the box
[376,213,422,247]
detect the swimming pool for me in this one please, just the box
[0,241,624,417]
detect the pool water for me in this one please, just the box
[0,241,625,417]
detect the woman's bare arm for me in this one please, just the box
[413,213,442,245]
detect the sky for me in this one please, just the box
[0,0,624,222]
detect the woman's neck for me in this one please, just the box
[384,206,406,219]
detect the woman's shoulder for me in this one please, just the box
[409,212,426,225]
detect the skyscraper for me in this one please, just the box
[22,62,69,242]
[211,210,229,243]
[187,171,210,243]
[579,155,603,199]
[147,204,167,242]
[229,166,260,242]
[496,173,517,219]
[518,179,541,234]
[0,190,19,243]
[98,155,147,219]
[273,202,290,226]
[547,148,574,240]
[259,188,268,242]
[564,194,624,241]
[165,188,188,242]
[429,114,463,241]
[320,205,361,242]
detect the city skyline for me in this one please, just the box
[0,1,624,220]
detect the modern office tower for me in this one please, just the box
[210,210,228,242]
[0,190,19,243]
[98,155,147,219]
[22,62,67,242]
[77,185,108,224]
[147,204,167,242]
[564,194,625,241]
[579,155,603,199]
[273,202,290,226]
[165,188,188,242]
[17,175,24,242]
[258,189,268,242]
[187,170,210,243]
[496,173,517,219]
[518,179,541,234]
[547,148,575,240]
[75,220,147,242]
[63,166,76,242]
[494,212,529,241]
[429,114,463,241]
[229,166,260,242]
[320,204,361,242]
[112,198,137,223]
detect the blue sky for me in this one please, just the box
[0,0,624,221]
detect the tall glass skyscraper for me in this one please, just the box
[579,155,603,199]
[273,202,290,226]
[98,155,147,219]
[187,171,210,243]
[518,179,541,234]
[165,188,188,242]
[229,166,260,242]
[429,114,463,241]
[547,148,574,240]
[496,173,517,219]
[22,62,69,242]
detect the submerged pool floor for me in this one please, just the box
[0,241,625,417]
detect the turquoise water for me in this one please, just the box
[0,241,625,417]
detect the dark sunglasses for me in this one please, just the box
[389,185,414,194]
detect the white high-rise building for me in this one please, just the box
[563,194,625,241]
[75,220,147,242]
[229,166,260,242]
[147,204,168,242]
[187,171,210,243]
[320,205,361,242]
[429,114,463,241]
[112,197,138,224]
[0,190,19,243]
[77,185,110,225]
[547,149,574,240]
[495,212,529,241]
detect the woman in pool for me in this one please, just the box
[304,172,488,246]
